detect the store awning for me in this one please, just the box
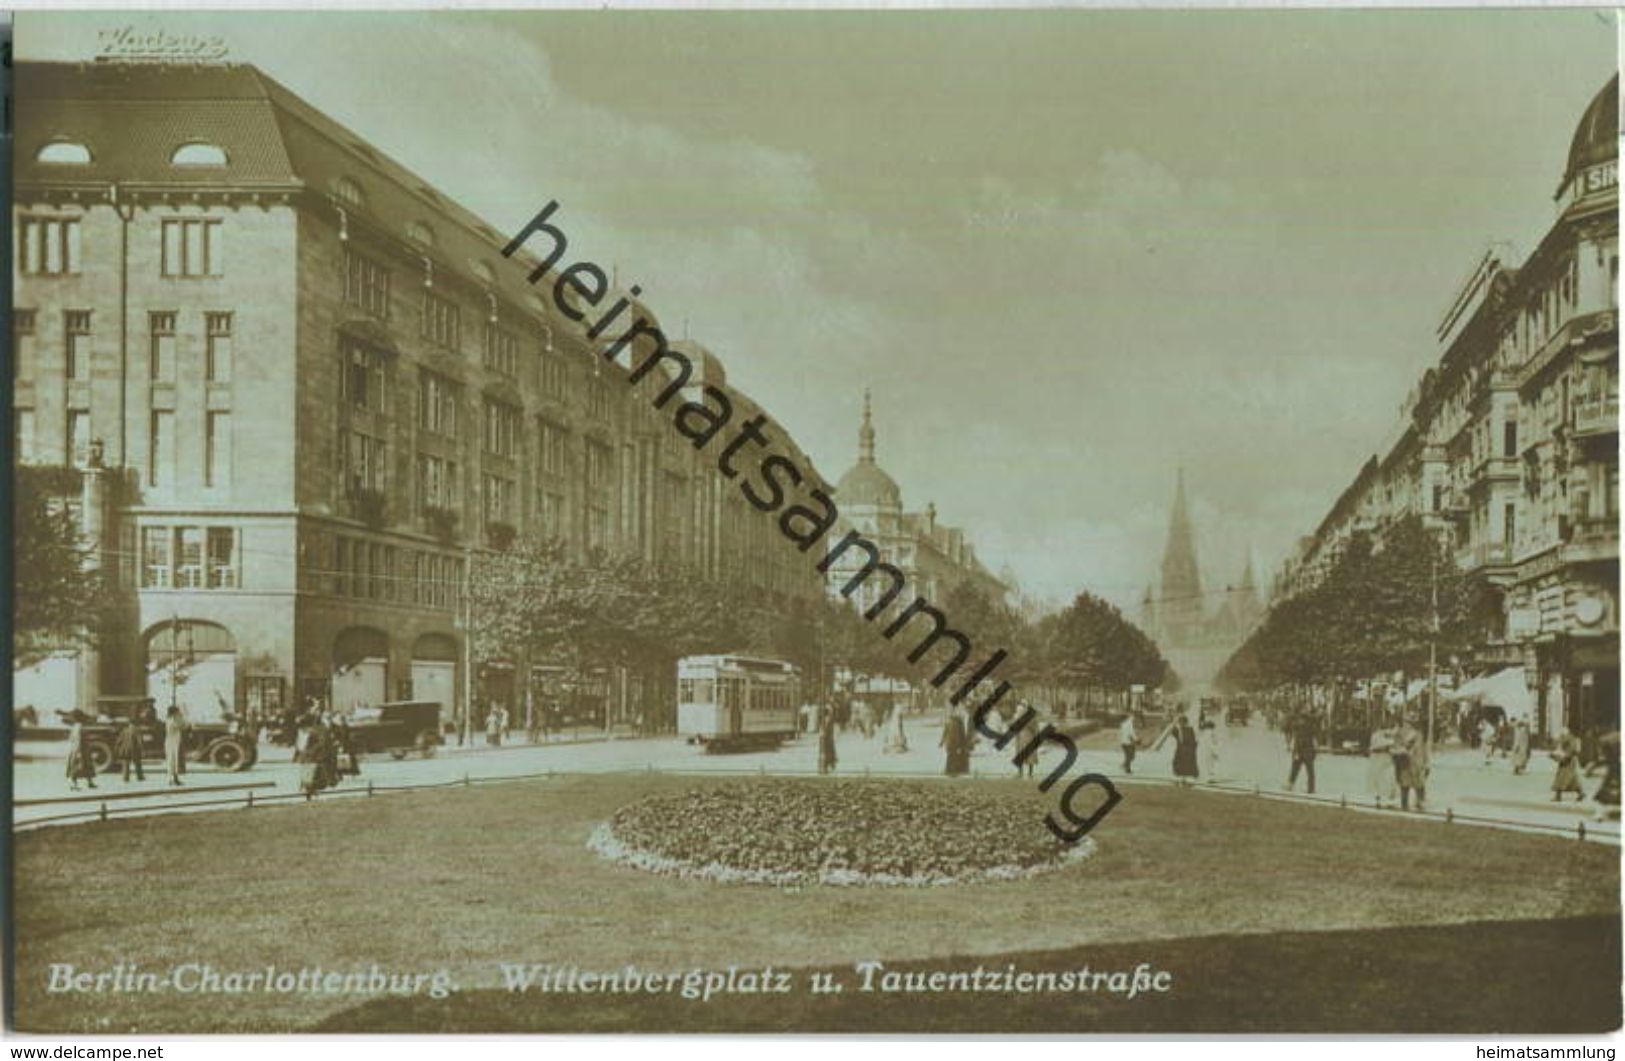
[1450,667,1536,719]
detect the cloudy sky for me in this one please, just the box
[22,10,1617,612]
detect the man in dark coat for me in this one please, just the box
[1287,711,1319,794]
[940,706,971,777]
[114,715,146,782]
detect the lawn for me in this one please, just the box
[12,773,1619,1033]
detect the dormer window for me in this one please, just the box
[37,141,92,164]
[171,142,228,166]
[407,221,436,248]
[333,177,365,208]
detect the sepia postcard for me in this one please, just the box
[6,8,1621,1037]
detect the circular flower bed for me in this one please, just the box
[589,780,1097,887]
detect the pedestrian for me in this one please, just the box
[1592,729,1620,821]
[1480,716,1499,765]
[1551,727,1585,802]
[1200,713,1222,782]
[114,712,146,782]
[1392,717,1429,811]
[882,704,909,754]
[1286,711,1319,794]
[302,719,335,799]
[1367,721,1398,808]
[65,711,98,791]
[486,702,503,747]
[163,705,188,786]
[940,704,971,777]
[1156,713,1200,784]
[1119,712,1139,774]
[332,716,361,777]
[1511,718,1532,775]
[817,705,839,775]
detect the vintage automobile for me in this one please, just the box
[1224,699,1252,726]
[346,701,444,760]
[76,696,260,773]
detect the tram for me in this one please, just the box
[677,654,801,753]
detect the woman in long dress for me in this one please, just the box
[817,707,838,775]
[1551,728,1585,801]
[1200,716,1222,782]
[1158,715,1199,783]
[65,713,97,791]
[940,706,971,776]
[1511,718,1532,775]
[1367,723,1398,808]
[163,705,187,786]
[882,704,908,754]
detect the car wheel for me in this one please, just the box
[86,740,115,774]
[208,739,248,772]
[388,748,408,761]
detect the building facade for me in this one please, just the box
[824,391,1008,619]
[1268,75,1619,742]
[13,60,831,727]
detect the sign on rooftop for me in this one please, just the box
[95,26,230,64]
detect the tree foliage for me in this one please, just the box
[1218,514,1486,691]
[13,465,114,669]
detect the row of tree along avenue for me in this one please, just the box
[1217,514,1499,698]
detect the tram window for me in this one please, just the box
[679,679,695,704]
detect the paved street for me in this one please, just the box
[13,715,1617,841]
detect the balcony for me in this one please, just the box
[1467,455,1520,491]
[1459,540,1514,570]
[1571,395,1619,438]
[1564,516,1620,565]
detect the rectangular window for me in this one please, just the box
[141,527,172,588]
[147,410,173,486]
[343,249,391,318]
[417,453,459,513]
[538,490,565,540]
[206,528,237,589]
[175,527,205,589]
[588,378,611,420]
[149,312,177,381]
[483,474,515,525]
[1504,502,1517,546]
[205,412,232,488]
[15,409,37,464]
[161,218,221,278]
[65,310,92,380]
[18,216,81,275]
[370,543,385,600]
[421,292,460,349]
[483,400,519,458]
[1502,419,1517,458]
[484,324,518,377]
[342,340,388,413]
[417,371,459,437]
[206,312,233,382]
[13,310,37,378]
[585,440,612,490]
[539,351,569,399]
[344,431,386,495]
[537,419,568,477]
[67,409,91,468]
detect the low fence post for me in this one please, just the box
[99,802,108,823]
[1578,820,1587,841]
[367,781,375,798]
[246,790,255,809]
[1445,807,1454,824]
[462,773,470,787]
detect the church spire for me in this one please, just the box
[858,388,876,463]
[1159,469,1203,642]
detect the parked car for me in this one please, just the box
[1224,701,1252,726]
[346,701,443,760]
[77,696,259,773]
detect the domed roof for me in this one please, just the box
[837,460,902,509]
[835,390,902,509]
[1560,74,1618,194]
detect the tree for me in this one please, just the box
[13,465,113,669]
